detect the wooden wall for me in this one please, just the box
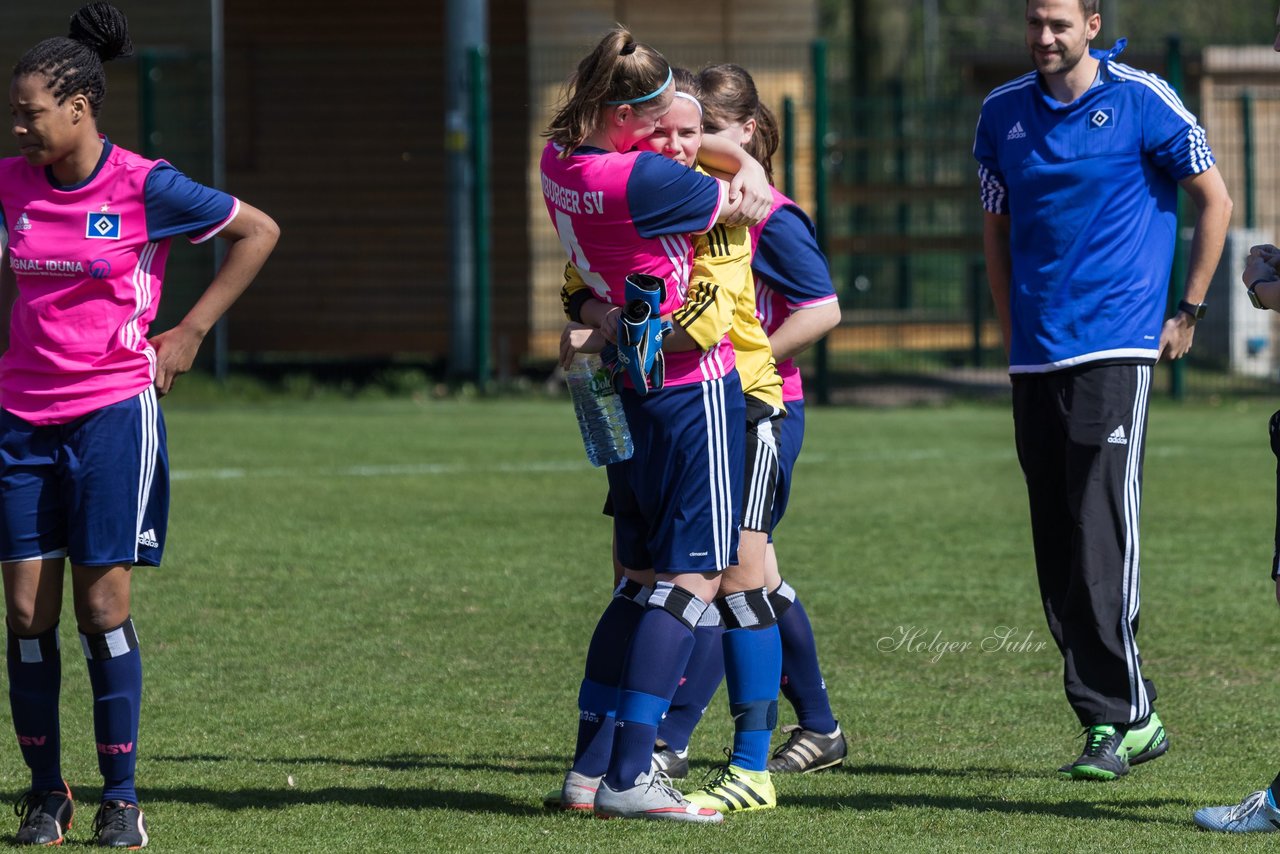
[0,2,816,369]
[223,0,529,366]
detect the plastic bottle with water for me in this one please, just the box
[565,353,633,466]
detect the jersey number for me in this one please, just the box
[554,211,610,300]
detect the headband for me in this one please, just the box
[606,67,673,105]
[672,91,703,116]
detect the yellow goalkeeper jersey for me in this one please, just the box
[562,219,783,412]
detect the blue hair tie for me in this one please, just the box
[605,67,673,105]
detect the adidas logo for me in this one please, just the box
[137,528,158,548]
[14,212,30,231]
[1107,426,1128,445]
[1007,121,1027,140]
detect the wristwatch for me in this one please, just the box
[1248,282,1265,310]
[1177,299,1207,320]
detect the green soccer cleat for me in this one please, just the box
[684,764,776,814]
[1121,712,1168,767]
[1062,724,1129,781]
[1057,712,1168,780]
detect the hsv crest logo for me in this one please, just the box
[1089,108,1114,130]
[97,742,134,755]
[86,211,122,240]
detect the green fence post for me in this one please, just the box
[469,46,490,392]
[137,50,157,159]
[1243,89,1256,229]
[892,80,910,311]
[1167,34,1187,401]
[812,39,831,405]
[782,95,796,202]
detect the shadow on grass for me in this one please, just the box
[786,791,1187,824]
[134,785,540,815]
[148,751,570,776]
[842,763,1031,779]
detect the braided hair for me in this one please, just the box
[13,3,133,116]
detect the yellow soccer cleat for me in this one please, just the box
[684,764,776,814]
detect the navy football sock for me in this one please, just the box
[571,591,646,776]
[605,589,701,790]
[773,582,838,735]
[8,624,63,791]
[657,614,724,753]
[81,618,142,805]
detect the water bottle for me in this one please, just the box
[565,353,634,466]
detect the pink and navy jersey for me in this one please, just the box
[0,140,238,424]
[748,188,838,402]
[540,141,735,386]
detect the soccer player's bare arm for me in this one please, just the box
[1159,166,1233,361]
[768,302,841,363]
[697,134,770,227]
[982,211,1013,357]
[151,201,279,395]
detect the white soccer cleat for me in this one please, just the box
[542,770,601,811]
[1194,789,1280,833]
[593,770,723,823]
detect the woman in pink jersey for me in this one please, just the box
[653,64,847,778]
[0,4,278,847]
[552,70,788,816]
[541,29,774,823]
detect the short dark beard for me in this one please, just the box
[1030,38,1088,77]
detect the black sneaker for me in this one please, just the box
[92,801,148,849]
[767,724,847,774]
[13,783,74,846]
[651,740,689,779]
[1062,724,1129,781]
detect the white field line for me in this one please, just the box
[168,444,1187,482]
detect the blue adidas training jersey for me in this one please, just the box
[973,41,1215,373]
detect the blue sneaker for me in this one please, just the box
[1194,789,1280,833]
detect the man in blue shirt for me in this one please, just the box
[974,0,1233,781]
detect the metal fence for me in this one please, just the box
[807,46,1280,401]
[134,39,1280,398]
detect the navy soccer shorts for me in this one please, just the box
[608,371,745,574]
[0,387,169,567]
[769,398,806,536]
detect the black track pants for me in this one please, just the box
[1012,363,1157,727]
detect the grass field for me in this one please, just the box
[9,389,1280,851]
